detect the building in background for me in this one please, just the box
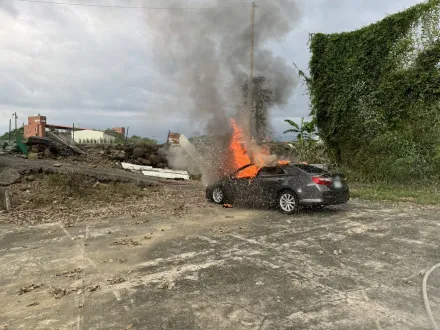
[24,114,86,139]
[23,114,124,144]
[24,114,47,138]
[72,130,115,144]
[112,127,125,135]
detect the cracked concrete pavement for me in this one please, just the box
[0,199,439,329]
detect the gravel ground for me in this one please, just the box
[1,198,439,329]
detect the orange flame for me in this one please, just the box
[229,119,251,169]
[229,119,259,178]
[228,119,291,179]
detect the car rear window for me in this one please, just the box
[293,164,327,174]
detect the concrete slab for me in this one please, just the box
[0,200,439,329]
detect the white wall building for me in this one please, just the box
[72,130,115,144]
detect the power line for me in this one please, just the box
[14,0,251,10]
[256,4,314,35]
[256,6,304,80]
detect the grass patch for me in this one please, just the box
[350,182,440,205]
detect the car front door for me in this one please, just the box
[228,166,259,203]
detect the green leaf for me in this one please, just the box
[283,129,299,134]
[284,119,300,130]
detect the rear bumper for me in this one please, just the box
[300,189,350,205]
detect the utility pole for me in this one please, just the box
[246,1,256,137]
[9,119,11,141]
[12,112,18,140]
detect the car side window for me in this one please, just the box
[258,167,275,176]
[258,167,286,177]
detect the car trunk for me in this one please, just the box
[292,164,347,191]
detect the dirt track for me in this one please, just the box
[1,198,439,329]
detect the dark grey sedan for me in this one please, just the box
[206,163,349,214]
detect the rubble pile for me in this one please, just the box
[84,144,169,168]
[1,135,169,171]
[0,141,18,155]
[21,143,170,170]
[26,142,71,160]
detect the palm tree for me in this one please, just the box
[283,117,318,142]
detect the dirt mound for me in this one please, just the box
[0,167,21,186]
[2,172,206,226]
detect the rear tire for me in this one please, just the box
[278,190,300,214]
[211,186,226,204]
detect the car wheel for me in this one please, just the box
[278,190,299,214]
[211,187,226,204]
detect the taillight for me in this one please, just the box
[312,176,332,186]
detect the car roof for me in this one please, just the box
[233,163,313,173]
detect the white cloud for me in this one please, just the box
[0,0,423,141]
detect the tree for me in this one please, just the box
[104,129,125,143]
[284,117,324,163]
[104,129,157,145]
[0,127,24,141]
[243,76,274,142]
[129,135,157,145]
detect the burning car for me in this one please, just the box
[206,163,349,214]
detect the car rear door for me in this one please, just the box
[254,167,287,201]
[231,177,256,201]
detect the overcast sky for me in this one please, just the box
[0,0,423,142]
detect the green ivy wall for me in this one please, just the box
[309,0,440,182]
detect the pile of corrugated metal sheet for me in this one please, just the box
[46,131,85,155]
[167,133,210,179]
[121,162,189,180]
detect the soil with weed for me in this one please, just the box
[2,173,207,226]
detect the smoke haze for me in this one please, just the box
[144,0,300,135]
[145,0,300,183]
